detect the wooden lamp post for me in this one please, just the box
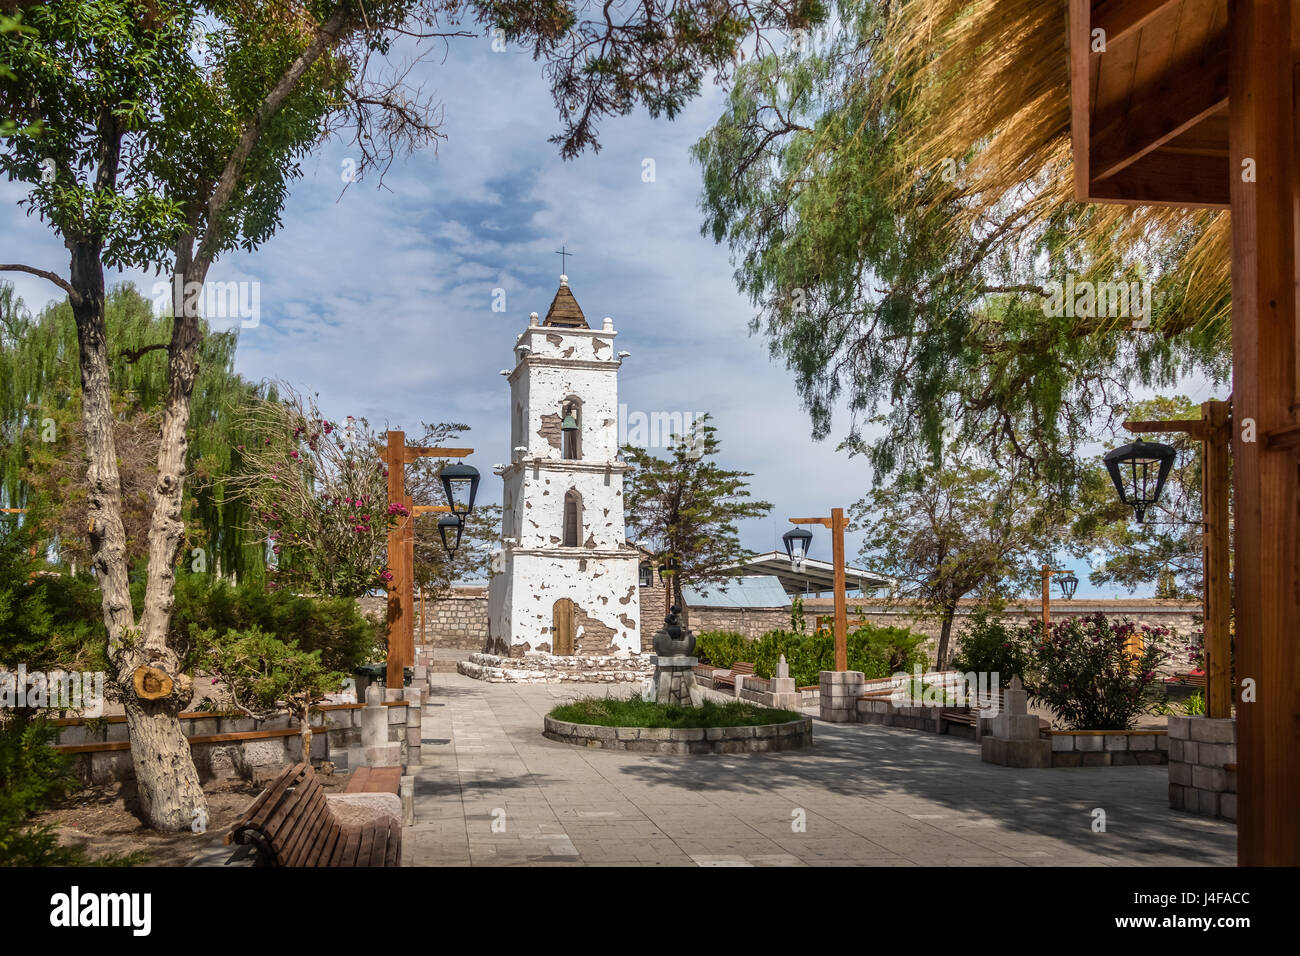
[1067,0,1297,865]
[381,431,475,689]
[1121,399,1232,720]
[1039,565,1076,629]
[787,508,849,671]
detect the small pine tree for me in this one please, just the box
[622,415,772,610]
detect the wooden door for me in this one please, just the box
[553,598,575,656]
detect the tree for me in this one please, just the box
[693,0,1228,494]
[854,454,1065,669]
[195,624,345,771]
[1,0,822,830]
[2,282,263,575]
[623,414,772,611]
[1067,395,1214,600]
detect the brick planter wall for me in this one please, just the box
[1047,730,1168,767]
[1167,716,1237,820]
[543,715,813,753]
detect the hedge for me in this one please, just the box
[695,625,929,687]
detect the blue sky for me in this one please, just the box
[1,31,1188,599]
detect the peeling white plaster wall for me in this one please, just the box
[488,312,640,654]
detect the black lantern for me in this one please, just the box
[437,513,463,555]
[782,526,813,568]
[1058,572,1079,600]
[440,462,480,516]
[658,553,678,585]
[1103,439,1176,523]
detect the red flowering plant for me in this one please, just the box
[1021,613,1171,730]
[231,386,405,597]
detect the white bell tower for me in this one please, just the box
[486,276,641,656]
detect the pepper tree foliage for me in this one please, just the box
[853,449,1067,668]
[693,0,1229,496]
[0,281,265,576]
[622,414,772,610]
[1066,395,1215,600]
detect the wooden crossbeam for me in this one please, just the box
[1089,150,1230,208]
[789,516,833,528]
[404,445,472,463]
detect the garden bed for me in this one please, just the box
[544,698,811,753]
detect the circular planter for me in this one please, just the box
[543,715,813,754]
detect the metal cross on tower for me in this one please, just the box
[554,245,574,274]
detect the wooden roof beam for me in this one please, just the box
[1092,0,1180,48]
[1089,148,1230,208]
[1091,39,1229,181]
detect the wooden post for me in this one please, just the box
[1202,399,1232,720]
[1041,564,1051,629]
[831,507,848,672]
[1228,0,1300,865]
[385,431,407,689]
[420,583,426,644]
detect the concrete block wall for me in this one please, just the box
[1167,716,1237,820]
[1047,731,1169,767]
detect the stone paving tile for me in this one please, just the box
[402,673,1236,867]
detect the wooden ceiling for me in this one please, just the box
[1070,0,1231,208]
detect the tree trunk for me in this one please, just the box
[69,241,205,831]
[936,605,957,670]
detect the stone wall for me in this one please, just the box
[458,651,652,683]
[683,605,789,640]
[52,702,417,785]
[543,714,813,753]
[1047,730,1168,766]
[375,589,1203,662]
[1167,716,1237,820]
[422,587,489,648]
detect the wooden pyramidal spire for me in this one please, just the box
[542,274,588,329]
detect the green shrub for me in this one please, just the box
[1023,614,1170,731]
[169,573,381,676]
[696,623,928,687]
[694,631,750,669]
[0,714,142,866]
[550,696,799,728]
[949,608,1030,687]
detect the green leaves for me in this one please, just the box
[694,0,1227,492]
[622,413,772,597]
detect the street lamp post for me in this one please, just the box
[1117,399,1232,720]
[382,431,478,689]
[786,508,849,671]
[1039,565,1075,629]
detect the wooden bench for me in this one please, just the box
[712,661,756,691]
[344,766,402,795]
[226,763,400,867]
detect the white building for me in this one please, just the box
[485,276,642,657]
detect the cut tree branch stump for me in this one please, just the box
[133,665,174,700]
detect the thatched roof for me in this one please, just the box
[884,0,1229,338]
[542,277,588,328]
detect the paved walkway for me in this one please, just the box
[404,673,1235,866]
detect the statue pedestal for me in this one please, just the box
[650,655,702,707]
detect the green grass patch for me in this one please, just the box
[549,696,801,729]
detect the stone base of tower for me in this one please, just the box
[457,651,652,684]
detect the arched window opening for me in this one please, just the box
[561,400,582,460]
[563,490,582,547]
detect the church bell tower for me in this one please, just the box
[486,275,641,657]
